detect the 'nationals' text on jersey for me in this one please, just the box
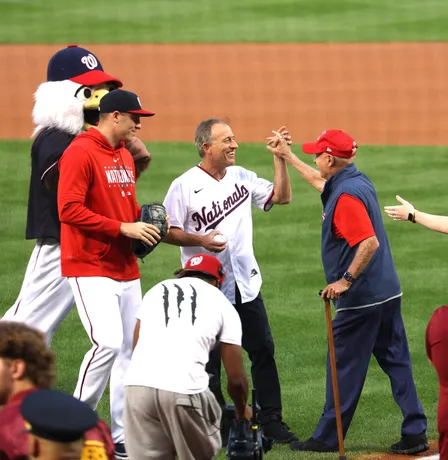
[192,183,250,232]
[163,165,274,304]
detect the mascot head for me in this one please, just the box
[32,44,123,136]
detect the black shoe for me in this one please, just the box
[391,432,429,455]
[261,417,298,444]
[114,443,129,460]
[290,437,337,452]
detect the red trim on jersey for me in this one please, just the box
[75,278,99,402]
[263,189,275,211]
[40,161,58,182]
[196,165,227,181]
[333,194,376,247]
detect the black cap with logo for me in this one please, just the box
[99,89,155,117]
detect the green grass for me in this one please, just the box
[0,140,443,459]
[1,0,448,43]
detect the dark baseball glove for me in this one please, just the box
[132,203,169,260]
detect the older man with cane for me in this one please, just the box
[267,128,428,454]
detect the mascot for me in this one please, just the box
[2,45,150,459]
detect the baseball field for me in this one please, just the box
[1,0,448,458]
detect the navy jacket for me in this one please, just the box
[26,128,74,242]
[321,163,401,311]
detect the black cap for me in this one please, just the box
[99,89,155,117]
[20,389,98,443]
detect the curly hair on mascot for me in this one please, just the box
[33,44,151,191]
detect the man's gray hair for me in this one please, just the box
[194,118,228,158]
[334,156,354,166]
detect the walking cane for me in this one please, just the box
[319,290,346,460]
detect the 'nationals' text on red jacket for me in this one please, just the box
[58,128,141,280]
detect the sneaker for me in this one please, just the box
[261,417,298,444]
[290,437,337,452]
[114,443,129,460]
[391,432,429,455]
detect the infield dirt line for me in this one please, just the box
[359,441,438,460]
[2,43,448,144]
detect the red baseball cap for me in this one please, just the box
[174,254,225,286]
[302,129,358,159]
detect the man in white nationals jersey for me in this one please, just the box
[124,254,250,460]
[162,119,297,443]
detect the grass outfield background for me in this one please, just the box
[1,0,448,43]
[1,141,445,458]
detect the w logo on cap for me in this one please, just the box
[317,130,327,140]
[81,54,98,70]
[189,256,203,266]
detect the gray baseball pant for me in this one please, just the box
[124,386,222,460]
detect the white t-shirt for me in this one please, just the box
[124,277,242,394]
[163,165,274,304]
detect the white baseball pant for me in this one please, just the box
[69,276,141,444]
[2,238,74,346]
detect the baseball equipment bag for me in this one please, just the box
[132,202,169,260]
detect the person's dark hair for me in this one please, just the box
[179,271,220,287]
[194,118,228,158]
[0,322,56,388]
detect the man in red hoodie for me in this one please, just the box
[0,321,115,459]
[57,89,160,459]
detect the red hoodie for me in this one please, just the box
[0,388,115,459]
[58,128,140,280]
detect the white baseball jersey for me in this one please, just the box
[163,165,274,304]
[124,277,242,394]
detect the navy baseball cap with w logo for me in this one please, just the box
[99,89,155,116]
[47,44,122,87]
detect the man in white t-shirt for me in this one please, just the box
[124,253,250,460]
[162,119,297,443]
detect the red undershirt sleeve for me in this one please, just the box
[58,145,121,237]
[333,193,376,247]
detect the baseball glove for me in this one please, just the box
[132,203,169,260]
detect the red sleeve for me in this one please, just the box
[57,145,121,237]
[0,406,29,459]
[333,194,376,247]
[83,419,115,460]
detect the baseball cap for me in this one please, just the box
[174,254,225,286]
[99,89,155,116]
[20,389,98,443]
[302,129,358,159]
[47,44,123,87]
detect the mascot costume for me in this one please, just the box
[2,45,150,459]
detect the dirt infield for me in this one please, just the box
[1,43,448,144]
[360,441,439,460]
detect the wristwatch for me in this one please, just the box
[343,271,355,283]
[408,212,416,223]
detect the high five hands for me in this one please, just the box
[266,126,293,160]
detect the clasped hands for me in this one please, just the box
[266,126,293,160]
